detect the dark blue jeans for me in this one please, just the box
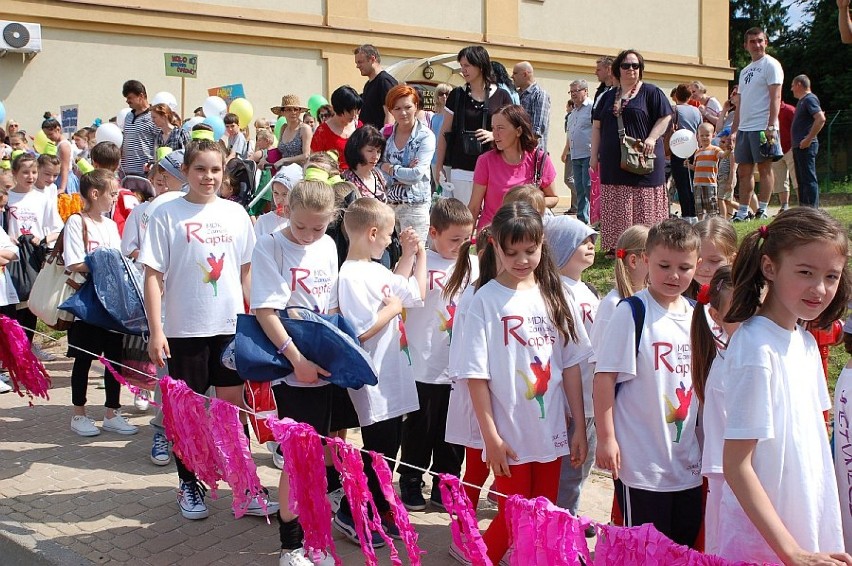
[671,156,695,218]
[793,142,819,207]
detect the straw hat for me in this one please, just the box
[271,95,308,115]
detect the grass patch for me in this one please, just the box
[35,320,66,342]
[586,205,852,394]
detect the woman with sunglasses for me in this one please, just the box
[270,95,313,168]
[4,121,20,145]
[590,49,673,258]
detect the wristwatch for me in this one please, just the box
[766,126,777,131]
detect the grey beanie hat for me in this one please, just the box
[159,150,185,183]
[543,215,597,269]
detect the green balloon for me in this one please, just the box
[274,116,287,139]
[307,94,329,118]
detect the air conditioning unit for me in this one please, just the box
[0,21,42,55]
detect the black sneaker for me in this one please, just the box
[333,508,386,548]
[754,208,769,220]
[399,476,426,511]
[430,487,446,511]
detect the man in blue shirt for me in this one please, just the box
[791,74,826,207]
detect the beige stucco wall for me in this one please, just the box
[195,0,325,15]
[369,0,483,35]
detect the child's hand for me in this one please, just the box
[595,437,621,480]
[147,332,170,368]
[786,549,852,566]
[399,227,420,257]
[290,353,330,385]
[485,436,518,477]
[382,294,403,317]
[569,422,588,469]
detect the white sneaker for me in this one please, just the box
[0,380,11,394]
[279,548,335,566]
[239,492,281,517]
[272,449,285,470]
[0,371,10,383]
[448,540,472,565]
[32,345,57,362]
[134,393,150,412]
[71,415,100,437]
[102,412,139,435]
[326,487,344,514]
[178,480,209,520]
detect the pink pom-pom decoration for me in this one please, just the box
[438,474,490,566]
[159,375,222,497]
[370,451,423,566]
[267,416,340,565]
[0,315,51,403]
[328,437,392,565]
[504,495,591,566]
[210,398,266,519]
[100,356,159,407]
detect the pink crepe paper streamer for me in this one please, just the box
[159,375,223,497]
[267,416,340,566]
[504,495,591,566]
[327,437,393,565]
[437,474,490,566]
[210,398,266,519]
[100,356,160,407]
[593,523,772,566]
[370,451,423,566]
[0,315,51,403]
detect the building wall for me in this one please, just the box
[0,0,733,200]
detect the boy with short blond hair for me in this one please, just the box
[692,123,725,220]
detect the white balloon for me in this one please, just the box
[116,108,132,130]
[202,96,227,119]
[96,123,124,147]
[183,116,205,132]
[669,129,698,159]
[152,91,179,112]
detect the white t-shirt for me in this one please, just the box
[338,259,423,427]
[595,289,701,491]
[33,184,60,233]
[700,352,728,479]
[446,284,482,448]
[456,280,592,465]
[405,249,478,385]
[6,189,63,240]
[562,276,599,418]
[719,316,843,562]
[138,191,185,243]
[62,214,122,266]
[0,230,19,307]
[254,211,290,238]
[834,367,852,553]
[120,201,149,258]
[250,232,339,388]
[737,54,784,132]
[139,197,255,338]
[589,288,621,364]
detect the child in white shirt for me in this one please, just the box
[333,197,426,547]
[595,218,703,547]
[397,198,475,511]
[140,139,256,522]
[253,165,301,237]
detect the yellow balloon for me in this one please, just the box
[33,130,50,154]
[229,98,254,128]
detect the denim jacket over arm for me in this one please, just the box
[382,121,436,204]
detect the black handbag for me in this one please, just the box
[459,86,491,157]
[8,233,46,303]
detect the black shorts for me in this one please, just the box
[167,335,243,393]
[330,384,360,432]
[67,320,123,361]
[272,382,334,436]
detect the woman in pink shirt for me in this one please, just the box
[470,105,557,229]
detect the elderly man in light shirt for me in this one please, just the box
[563,80,594,224]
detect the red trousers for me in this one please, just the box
[463,447,490,507]
[483,459,562,564]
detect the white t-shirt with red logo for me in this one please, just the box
[595,289,701,491]
[250,231,338,388]
[139,197,255,338]
[62,214,122,267]
[6,189,63,240]
[338,259,423,427]
[455,280,592,465]
[589,288,621,364]
[446,284,482,448]
[561,276,599,418]
[405,249,478,385]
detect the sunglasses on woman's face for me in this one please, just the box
[620,63,641,70]
[319,113,331,119]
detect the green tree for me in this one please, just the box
[729,0,790,72]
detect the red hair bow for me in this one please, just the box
[696,284,712,305]
[615,249,627,259]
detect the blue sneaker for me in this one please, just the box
[380,510,402,540]
[151,432,171,466]
[333,508,386,548]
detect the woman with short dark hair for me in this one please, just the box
[469,105,557,229]
[342,125,387,200]
[310,86,362,170]
[590,49,673,257]
[433,45,513,207]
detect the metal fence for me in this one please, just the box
[819,109,851,192]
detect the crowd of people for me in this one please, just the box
[0,33,850,566]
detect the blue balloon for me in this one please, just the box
[0,101,6,125]
[203,115,225,140]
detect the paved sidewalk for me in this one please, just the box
[0,337,614,565]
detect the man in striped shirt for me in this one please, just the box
[120,80,160,177]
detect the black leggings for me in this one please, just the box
[338,416,403,516]
[671,155,695,218]
[67,321,124,409]
[10,306,37,343]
